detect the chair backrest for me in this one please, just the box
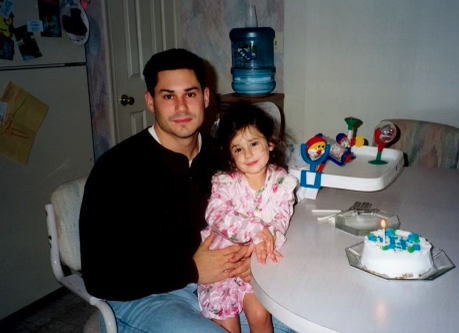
[211,101,283,139]
[382,119,459,169]
[253,101,282,139]
[50,177,87,271]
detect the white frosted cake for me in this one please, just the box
[361,229,433,278]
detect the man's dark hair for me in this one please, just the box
[143,48,206,95]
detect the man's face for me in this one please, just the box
[145,69,209,142]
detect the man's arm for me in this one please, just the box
[193,232,249,284]
[194,231,274,284]
[80,138,204,300]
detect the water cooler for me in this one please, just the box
[229,6,276,96]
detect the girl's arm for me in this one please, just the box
[205,179,265,245]
[264,174,298,249]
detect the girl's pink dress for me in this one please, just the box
[198,164,298,320]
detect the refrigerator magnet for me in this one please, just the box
[0,35,14,60]
[0,0,14,20]
[14,25,42,61]
[38,0,62,37]
[60,0,89,45]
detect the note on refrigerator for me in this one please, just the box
[0,81,48,164]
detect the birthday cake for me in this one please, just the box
[360,229,433,278]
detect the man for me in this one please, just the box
[79,48,294,333]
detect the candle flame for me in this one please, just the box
[381,219,386,228]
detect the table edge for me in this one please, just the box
[251,275,338,333]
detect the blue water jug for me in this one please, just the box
[230,27,276,96]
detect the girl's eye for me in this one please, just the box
[233,148,241,154]
[251,141,259,147]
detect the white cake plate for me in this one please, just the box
[345,241,455,281]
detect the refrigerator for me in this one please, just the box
[0,1,94,319]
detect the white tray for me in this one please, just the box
[289,146,404,192]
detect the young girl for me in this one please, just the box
[198,102,298,333]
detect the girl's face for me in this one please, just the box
[230,126,274,178]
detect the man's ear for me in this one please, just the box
[145,91,154,114]
[203,87,210,108]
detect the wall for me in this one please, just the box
[284,0,459,143]
[180,0,284,95]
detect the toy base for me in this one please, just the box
[297,187,319,200]
[288,146,404,193]
[368,159,388,165]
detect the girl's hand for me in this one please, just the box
[254,243,284,265]
[268,250,283,264]
[257,229,274,254]
[254,241,269,265]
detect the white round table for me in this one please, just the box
[251,168,459,333]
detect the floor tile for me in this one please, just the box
[0,290,97,333]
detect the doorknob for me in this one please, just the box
[119,94,135,106]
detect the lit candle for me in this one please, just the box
[381,219,386,244]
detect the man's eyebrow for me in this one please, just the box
[158,86,199,93]
[185,86,200,92]
[158,89,174,93]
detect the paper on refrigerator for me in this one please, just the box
[0,81,48,164]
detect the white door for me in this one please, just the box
[107,0,181,142]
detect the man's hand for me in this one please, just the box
[228,243,253,263]
[228,243,254,282]
[193,232,245,285]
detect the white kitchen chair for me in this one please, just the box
[45,177,117,333]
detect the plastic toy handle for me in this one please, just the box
[317,162,326,173]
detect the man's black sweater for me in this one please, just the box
[79,129,216,301]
